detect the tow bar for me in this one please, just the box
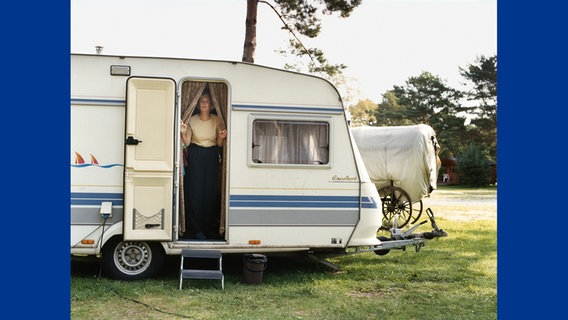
[374,208,448,256]
[308,208,448,270]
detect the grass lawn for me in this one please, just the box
[71,186,496,320]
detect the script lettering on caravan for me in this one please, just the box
[330,175,358,183]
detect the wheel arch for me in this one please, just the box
[97,221,124,255]
[101,235,166,280]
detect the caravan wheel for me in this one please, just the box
[102,236,165,280]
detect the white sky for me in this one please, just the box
[71,0,497,104]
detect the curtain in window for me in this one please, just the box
[253,121,329,165]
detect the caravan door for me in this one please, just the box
[123,77,176,241]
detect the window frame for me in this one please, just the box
[247,113,333,168]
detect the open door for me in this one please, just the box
[123,77,176,241]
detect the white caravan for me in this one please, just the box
[71,53,444,280]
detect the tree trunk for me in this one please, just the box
[242,0,258,63]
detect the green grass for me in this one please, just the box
[71,187,496,320]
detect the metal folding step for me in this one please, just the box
[179,249,224,290]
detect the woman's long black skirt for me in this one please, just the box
[184,143,220,239]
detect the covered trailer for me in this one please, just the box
[71,54,444,280]
[351,125,441,228]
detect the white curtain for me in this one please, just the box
[253,120,329,165]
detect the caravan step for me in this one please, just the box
[179,249,224,290]
[181,269,224,280]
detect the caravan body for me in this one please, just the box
[70,53,382,279]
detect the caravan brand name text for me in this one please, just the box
[331,175,357,182]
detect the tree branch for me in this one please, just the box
[258,0,315,63]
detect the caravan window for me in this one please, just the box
[252,119,329,165]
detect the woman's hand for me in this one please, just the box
[217,129,228,147]
[180,120,191,146]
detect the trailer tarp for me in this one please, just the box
[351,124,441,203]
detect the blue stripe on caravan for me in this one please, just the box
[230,195,378,209]
[361,196,378,209]
[232,104,343,114]
[71,98,125,106]
[70,192,123,206]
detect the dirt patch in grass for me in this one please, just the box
[349,291,386,298]
[349,287,404,299]
[421,187,497,222]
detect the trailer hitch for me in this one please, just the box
[389,208,448,241]
[423,208,448,238]
[373,208,447,256]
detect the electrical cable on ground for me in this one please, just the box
[93,222,196,320]
[92,216,196,319]
[96,275,197,319]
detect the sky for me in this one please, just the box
[71,0,497,104]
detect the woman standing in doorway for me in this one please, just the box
[180,94,227,239]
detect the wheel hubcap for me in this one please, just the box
[114,241,151,275]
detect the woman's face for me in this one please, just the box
[199,96,211,113]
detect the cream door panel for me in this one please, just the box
[123,77,175,241]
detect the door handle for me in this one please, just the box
[125,136,142,145]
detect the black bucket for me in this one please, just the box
[243,254,268,285]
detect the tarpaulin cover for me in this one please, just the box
[351,124,441,203]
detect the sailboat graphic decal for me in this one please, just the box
[74,152,85,164]
[71,152,123,168]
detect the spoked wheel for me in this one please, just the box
[410,200,424,224]
[378,185,412,228]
